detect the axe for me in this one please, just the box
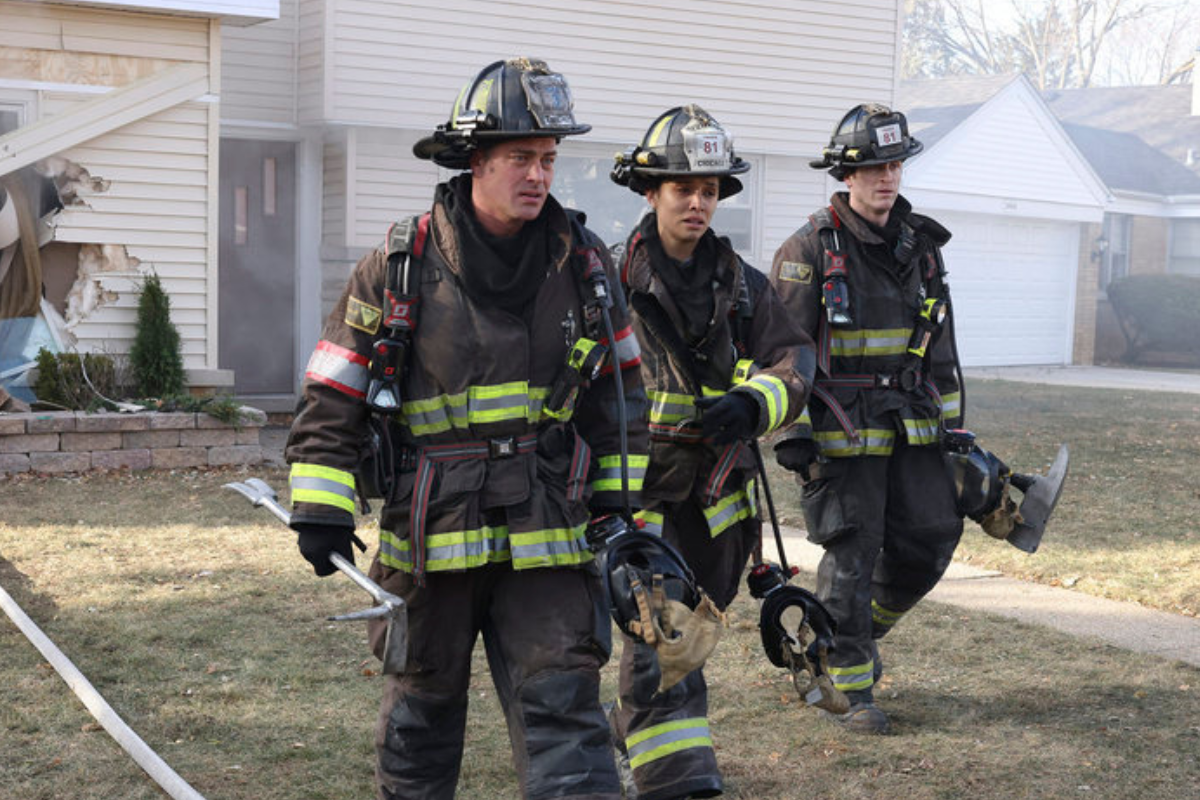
[223,477,407,674]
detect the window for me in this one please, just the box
[553,140,761,259]
[1168,218,1200,276]
[1098,213,1130,291]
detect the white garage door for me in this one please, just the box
[934,212,1078,366]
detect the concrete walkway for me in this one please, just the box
[761,530,1200,668]
[965,364,1200,394]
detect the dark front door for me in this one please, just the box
[219,138,297,396]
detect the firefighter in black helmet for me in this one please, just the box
[609,104,816,799]
[768,103,960,735]
[286,57,649,799]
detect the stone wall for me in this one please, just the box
[0,408,266,474]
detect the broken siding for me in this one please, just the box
[44,96,212,363]
[220,0,298,126]
[323,0,899,156]
[0,2,215,368]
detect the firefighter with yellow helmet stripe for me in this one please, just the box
[608,104,816,800]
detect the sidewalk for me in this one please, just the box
[965,364,1200,395]
[761,528,1200,668]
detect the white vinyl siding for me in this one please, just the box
[0,2,217,370]
[52,0,279,24]
[46,98,214,363]
[904,85,1103,219]
[350,127,439,248]
[221,0,298,126]
[297,0,327,124]
[321,0,899,158]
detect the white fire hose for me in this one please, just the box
[0,583,208,800]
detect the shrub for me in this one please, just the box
[31,348,120,410]
[1107,274,1200,363]
[129,272,185,397]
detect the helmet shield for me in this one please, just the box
[414,57,591,169]
[612,104,750,199]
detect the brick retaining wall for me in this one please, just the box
[0,408,267,474]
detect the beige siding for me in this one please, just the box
[0,2,216,370]
[221,0,297,125]
[0,1,210,63]
[297,0,327,124]
[45,97,214,364]
[350,127,438,247]
[324,0,899,158]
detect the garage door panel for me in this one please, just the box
[935,212,1077,366]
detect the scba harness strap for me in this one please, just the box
[806,206,950,447]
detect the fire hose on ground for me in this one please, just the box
[0,582,208,800]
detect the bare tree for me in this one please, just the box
[903,0,1191,88]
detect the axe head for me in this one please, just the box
[1007,444,1070,554]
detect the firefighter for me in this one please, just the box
[608,104,815,799]
[284,58,649,800]
[768,103,963,735]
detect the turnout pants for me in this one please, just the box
[800,443,963,700]
[612,497,759,800]
[368,559,620,800]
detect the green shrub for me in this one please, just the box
[1107,274,1200,363]
[32,348,119,410]
[129,272,185,397]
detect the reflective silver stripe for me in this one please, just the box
[627,717,713,769]
[510,526,592,569]
[649,391,694,424]
[612,326,641,366]
[290,475,356,502]
[306,340,369,397]
[829,328,909,356]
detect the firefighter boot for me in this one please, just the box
[818,691,890,735]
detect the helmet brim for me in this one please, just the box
[624,162,749,199]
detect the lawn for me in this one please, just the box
[2,378,1198,798]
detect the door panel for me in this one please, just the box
[219,139,296,395]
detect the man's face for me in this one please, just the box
[647,176,720,257]
[844,160,903,222]
[470,137,557,235]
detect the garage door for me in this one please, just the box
[934,212,1078,366]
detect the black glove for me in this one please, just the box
[695,392,759,445]
[294,523,364,577]
[775,438,820,478]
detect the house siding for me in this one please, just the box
[322,0,899,155]
[906,88,1101,215]
[221,0,298,126]
[1,2,216,371]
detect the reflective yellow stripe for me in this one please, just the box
[732,358,755,384]
[742,374,788,432]
[627,717,713,769]
[903,416,940,445]
[829,661,875,691]
[634,510,664,536]
[703,481,757,537]
[378,524,593,572]
[289,463,357,514]
[649,389,694,424]
[592,453,648,492]
[815,428,895,457]
[829,327,910,357]
[872,599,904,627]
[402,382,551,434]
[940,390,961,420]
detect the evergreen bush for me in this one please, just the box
[1107,274,1200,363]
[129,272,185,397]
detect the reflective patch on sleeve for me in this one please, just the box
[306,340,370,399]
[345,296,382,335]
[778,261,813,284]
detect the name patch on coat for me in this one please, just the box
[778,261,813,284]
[345,296,382,334]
